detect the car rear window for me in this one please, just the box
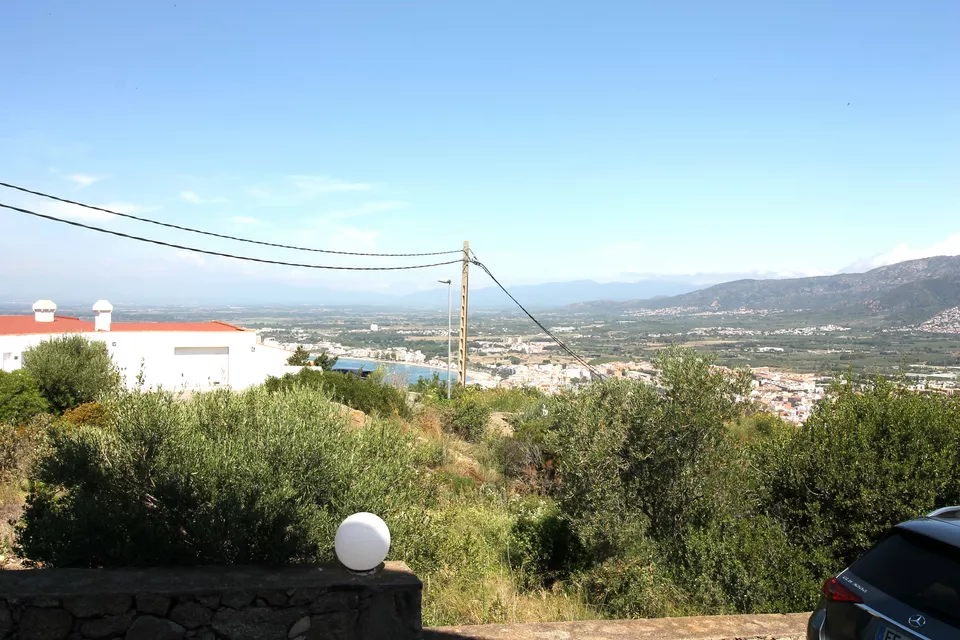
[851,529,960,627]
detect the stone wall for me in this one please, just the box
[0,562,420,640]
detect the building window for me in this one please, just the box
[251,347,256,352]
[112,342,117,347]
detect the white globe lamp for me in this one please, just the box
[335,512,391,572]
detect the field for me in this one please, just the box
[6,302,959,377]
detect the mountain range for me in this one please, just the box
[8,257,960,322]
[575,255,960,324]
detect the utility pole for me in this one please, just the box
[457,240,469,387]
[437,278,452,399]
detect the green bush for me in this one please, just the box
[756,376,960,577]
[60,402,110,429]
[22,335,119,413]
[546,348,820,614]
[0,414,52,484]
[15,386,433,567]
[482,387,546,413]
[411,373,449,403]
[508,497,582,589]
[576,548,690,618]
[286,344,311,366]
[265,367,409,418]
[0,370,48,425]
[443,391,491,442]
[672,512,821,614]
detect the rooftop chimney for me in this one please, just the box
[33,300,56,323]
[93,300,113,332]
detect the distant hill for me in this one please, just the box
[579,256,960,323]
[395,278,711,309]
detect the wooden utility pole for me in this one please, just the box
[457,240,469,387]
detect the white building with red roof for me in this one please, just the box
[0,300,292,390]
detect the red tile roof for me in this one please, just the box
[0,317,245,336]
[109,321,245,332]
[0,316,93,335]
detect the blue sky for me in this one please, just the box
[1,0,958,302]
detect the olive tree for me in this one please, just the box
[23,334,119,413]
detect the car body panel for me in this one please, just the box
[807,514,960,640]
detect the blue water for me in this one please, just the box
[330,358,465,384]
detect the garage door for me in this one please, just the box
[174,347,229,388]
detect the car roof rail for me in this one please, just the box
[927,506,960,520]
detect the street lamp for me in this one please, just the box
[438,279,452,399]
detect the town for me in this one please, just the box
[256,319,959,423]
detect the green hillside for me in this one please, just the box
[578,256,960,324]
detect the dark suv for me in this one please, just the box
[808,507,960,639]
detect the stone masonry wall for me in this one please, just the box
[0,562,421,640]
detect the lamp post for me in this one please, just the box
[438,278,452,399]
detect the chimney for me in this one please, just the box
[93,300,113,332]
[33,300,56,323]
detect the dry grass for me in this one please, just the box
[417,406,445,440]
[423,569,597,627]
[0,481,25,562]
[440,438,500,485]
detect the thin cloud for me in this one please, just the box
[227,216,264,226]
[246,187,270,199]
[65,174,106,189]
[175,251,205,267]
[323,201,405,221]
[844,233,960,272]
[180,190,229,205]
[37,200,159,222]
[287,175,373,194]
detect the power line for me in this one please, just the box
[0,181,460,258]
[469,253,605,379]
[0,202,461,271]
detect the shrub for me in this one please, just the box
[443,391,491,442]
[577,548,690,618]
[411,373,449,403]
[726,411,792,444]
[60,402,110,429]
[286,345,311,366]
[756,376,960,577]
[507,497,582,589]
[15,386,432,567]
[0,414,52,484]
[672,512,822,614]
[483,387,546,413]
[0,370,48,425]
[265,368,409,418]
[313,352,338,371]
[546,348,821,614]
[23,335,119,413]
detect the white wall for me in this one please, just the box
[0,329,287,391]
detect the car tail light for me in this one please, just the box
[821,577,863,603]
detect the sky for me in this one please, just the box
[1,0,958,304]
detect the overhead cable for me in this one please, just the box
[469,253,605,379]
[0,202,460,271]
[0,181,460,257]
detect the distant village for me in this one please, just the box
[252,312,960,424]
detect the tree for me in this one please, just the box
[16,386,431,567]
[0,370,48,425]
[23,335,119,413]
[286,345,311,366]
[756,376,960,577]
[314,352,338,371]
[545,348,819,614]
